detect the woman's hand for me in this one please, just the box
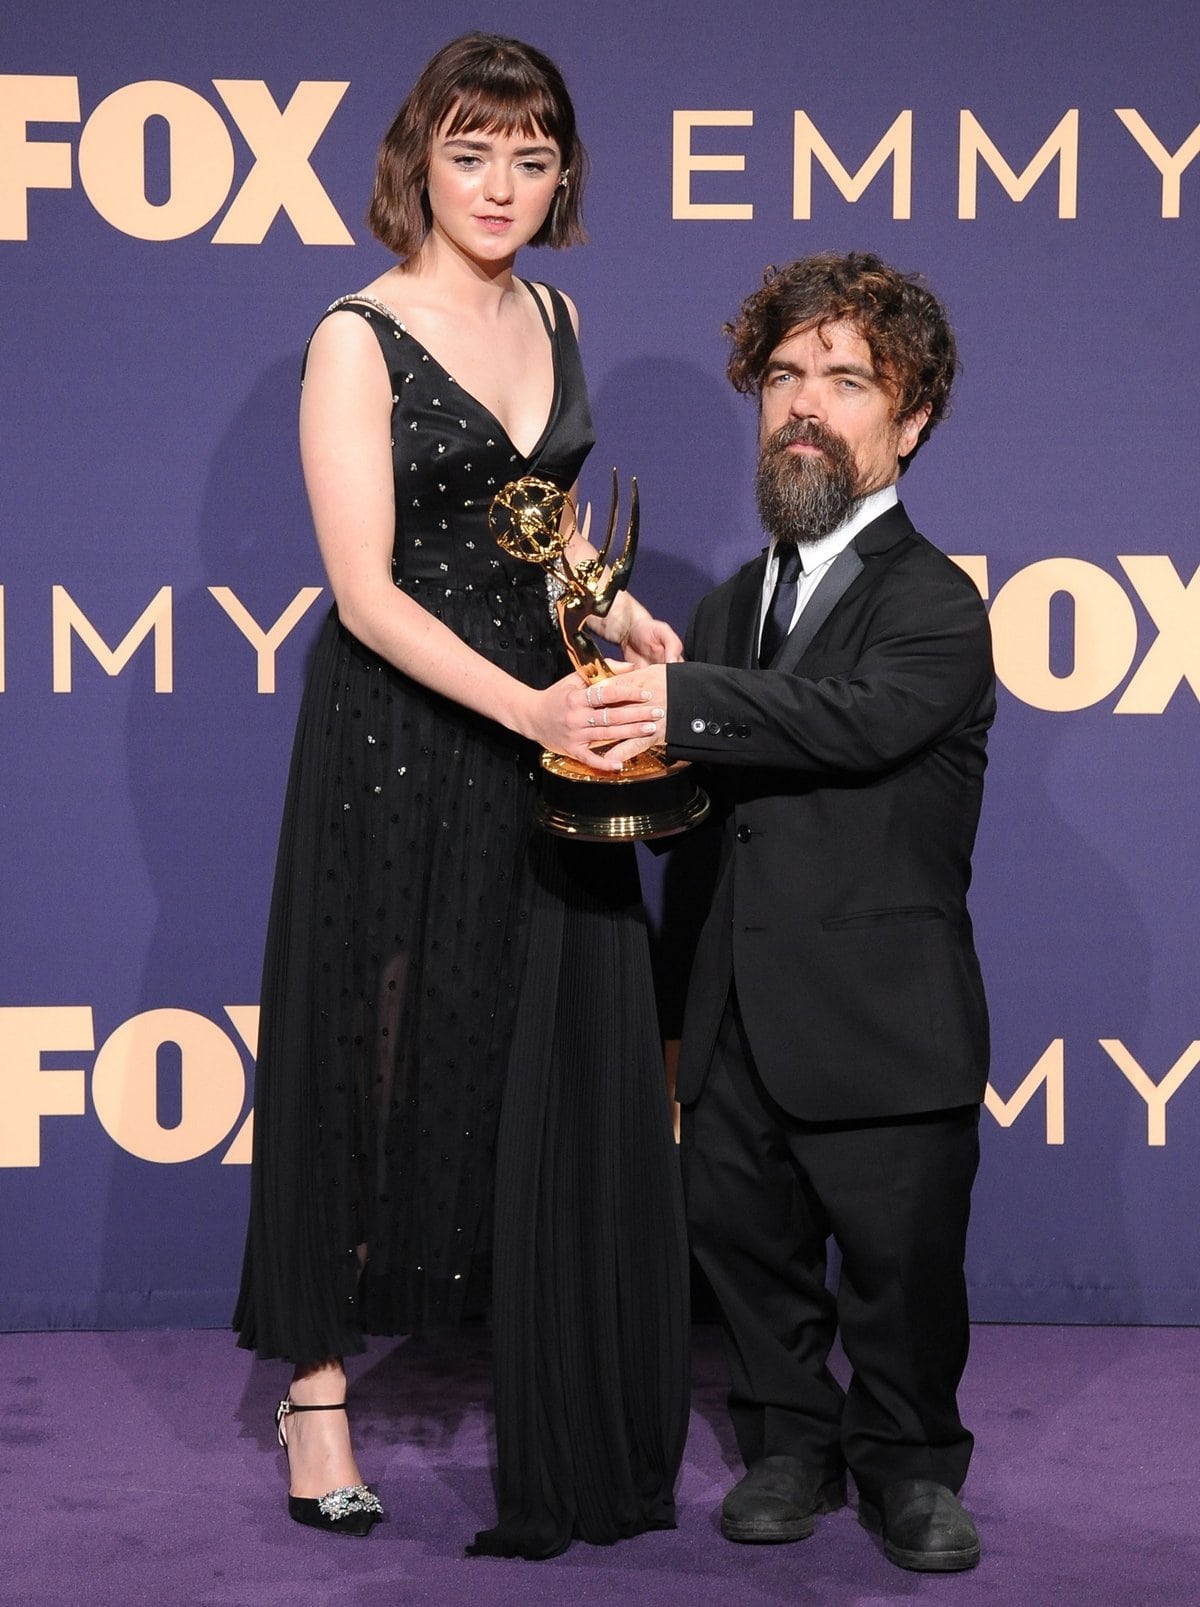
[586,593,684,668]
[522,671,665,773]
[619,610,684,668]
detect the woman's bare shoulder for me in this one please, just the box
[528,280,580,334]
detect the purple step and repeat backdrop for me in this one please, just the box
[2,0,1198,1329]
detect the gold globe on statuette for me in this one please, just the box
[489,472,709,842]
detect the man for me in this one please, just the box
[620,252,995,1572]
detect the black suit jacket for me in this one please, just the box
[664,502,995,1122]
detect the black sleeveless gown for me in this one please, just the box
[233,283,689,1557]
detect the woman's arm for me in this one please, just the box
[299,311,659,771]
[542,288,684,671]
[567,545,684,668]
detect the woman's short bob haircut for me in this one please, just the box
[368,33,587,257]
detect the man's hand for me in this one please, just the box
[599,664,670,763]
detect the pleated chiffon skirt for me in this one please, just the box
[470,836,690,1558]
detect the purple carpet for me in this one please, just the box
[1,1324,1196,1604]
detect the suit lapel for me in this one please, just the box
[770,544,863,673]
[726,556,765,668]
[770,502,915,673]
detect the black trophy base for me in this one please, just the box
[534,753,710,842]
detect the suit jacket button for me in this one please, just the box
[736,824,752,843]
[706,720,721,735]
[721,721,735,737]
[736,723,750,738]
[690,717,705,734]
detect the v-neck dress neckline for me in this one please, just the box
[328,279,561,464]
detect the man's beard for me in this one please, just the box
[755,420,859,546]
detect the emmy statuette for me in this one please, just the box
[489,473,709,842]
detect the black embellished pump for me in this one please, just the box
[275,1398,384,1537]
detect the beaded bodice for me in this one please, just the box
[314,284,595,596]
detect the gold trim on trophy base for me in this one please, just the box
[534,753,710,842]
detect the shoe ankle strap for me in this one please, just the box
[277,1398,348,1415]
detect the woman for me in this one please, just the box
[233,33,689,1559]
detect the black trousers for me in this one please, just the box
[681,989,979,1495]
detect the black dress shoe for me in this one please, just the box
[275,1399,384,1537]
[720,1455,846,1543]
[858,1478,980,1572]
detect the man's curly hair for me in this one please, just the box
[725,251,958,464]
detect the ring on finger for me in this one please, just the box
[602,708,610,726]
[587,714,596,727]
[585,685,596,708]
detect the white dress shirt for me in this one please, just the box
[758,484,898,656]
